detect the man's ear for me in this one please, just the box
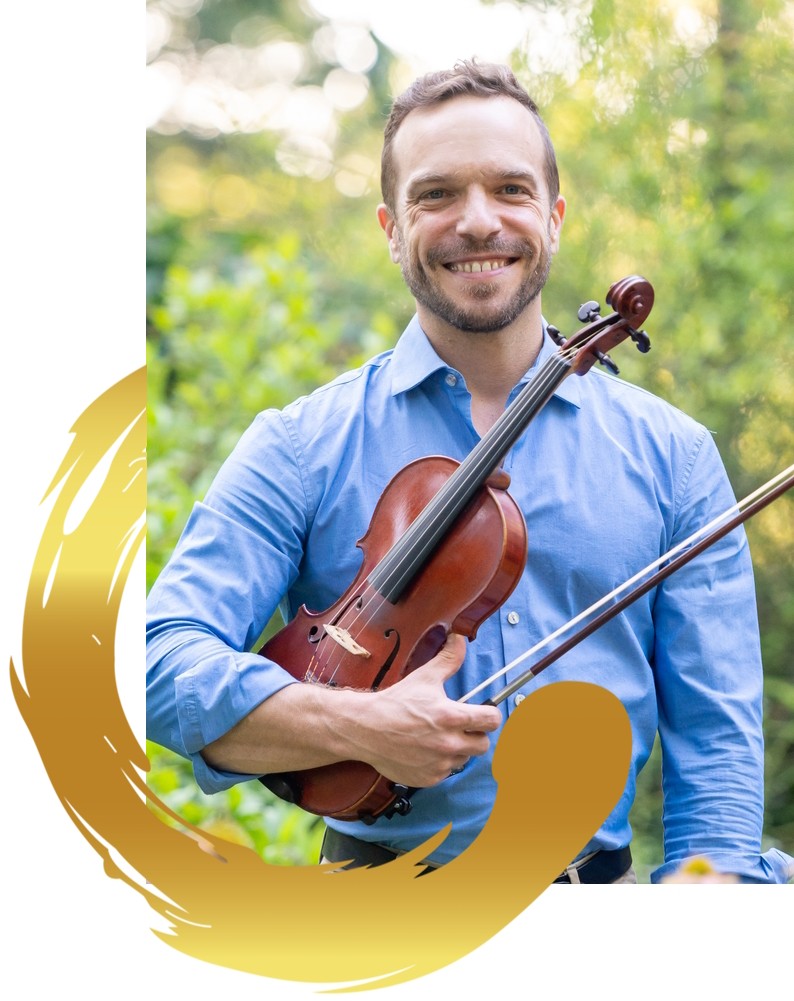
[377,204,401,263]
[548,195,566,255]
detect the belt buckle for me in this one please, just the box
[556,850,599,884]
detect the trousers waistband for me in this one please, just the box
[321,827,631,883]
[321,827,436,871]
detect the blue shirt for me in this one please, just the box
[146,317,791,883]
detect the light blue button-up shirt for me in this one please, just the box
[147,317,791,882]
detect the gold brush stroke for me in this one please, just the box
[9,367,632,991]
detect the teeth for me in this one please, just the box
[448,259,510,273]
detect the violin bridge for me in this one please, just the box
[323,624,371,658]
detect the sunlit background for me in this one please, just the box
[145,0,793,882]
[146,0,719,194]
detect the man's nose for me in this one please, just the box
[455,188,501,241]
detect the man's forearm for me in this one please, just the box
[201,681,365,775]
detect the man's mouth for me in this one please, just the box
[445,258,516,273]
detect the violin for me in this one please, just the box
[258,276,655,822]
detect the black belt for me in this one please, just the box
[553,845,633,883]
[322,827,631,883]
[321,827,437,873]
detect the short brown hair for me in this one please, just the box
[380,60,559,212]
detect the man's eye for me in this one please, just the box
[502,184,524,195]
[423,189,446,200]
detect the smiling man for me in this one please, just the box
[380,94,562,334]
[146,61,791,884]
[378,89,564,436]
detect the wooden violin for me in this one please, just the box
[257,276,655,822]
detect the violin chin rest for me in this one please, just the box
[259,773,297,804]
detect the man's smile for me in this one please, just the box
[445,258,518,273]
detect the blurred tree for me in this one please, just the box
[519,0,794,872]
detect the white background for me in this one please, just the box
[2,4,789,999]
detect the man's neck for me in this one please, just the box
[418,304,545,435]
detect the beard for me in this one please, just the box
[396,233,553,333]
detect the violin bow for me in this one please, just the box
[461,463,794,707]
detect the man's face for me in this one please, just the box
[378,95,565,335]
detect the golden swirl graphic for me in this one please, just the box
[9,367,632,991]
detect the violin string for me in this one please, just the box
[313,320,624,685]
[458,462,794,704]
[303,647,322,683]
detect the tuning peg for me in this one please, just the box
[546,324,566,347]
[578,300,601,323]
[596,351,620,375]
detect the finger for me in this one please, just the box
[463,706,502,734]
[460,726,497,756]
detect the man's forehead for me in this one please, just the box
[390,95,546,192]
[394,92,536,139]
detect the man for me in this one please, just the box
[146,61,791,883]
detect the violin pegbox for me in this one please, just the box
[576,299,619,374]
[564,275,654,376]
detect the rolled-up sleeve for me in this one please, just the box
[650,431,769,881]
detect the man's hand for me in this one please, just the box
[337,632,502,787]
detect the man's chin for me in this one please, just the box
[448,313,517,334]
[432,294,536,334]
[405,263,547,334]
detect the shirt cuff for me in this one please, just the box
[189,749,264,794]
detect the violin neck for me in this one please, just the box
[369,352,572,602]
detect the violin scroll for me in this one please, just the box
[606,275,654,330]
[565,275,654,376]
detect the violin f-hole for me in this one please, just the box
[370,629,401,691]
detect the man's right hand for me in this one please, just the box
[336,632,502,787]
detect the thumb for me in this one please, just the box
[425,631,467,681]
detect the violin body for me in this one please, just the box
[259,455,528,822]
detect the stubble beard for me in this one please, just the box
[397,235,553,334]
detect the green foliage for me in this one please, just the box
[147,0,793,879]
[147,742,325,865]
[146,224,402,588]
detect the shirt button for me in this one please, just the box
[514,693,525,707]
[507,611,520,625]
[445,373,457,387]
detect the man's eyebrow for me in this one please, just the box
[405,172,453,195]
[493,168,542,185]
[405,167,542,195]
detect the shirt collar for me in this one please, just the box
[389,314,581,409]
